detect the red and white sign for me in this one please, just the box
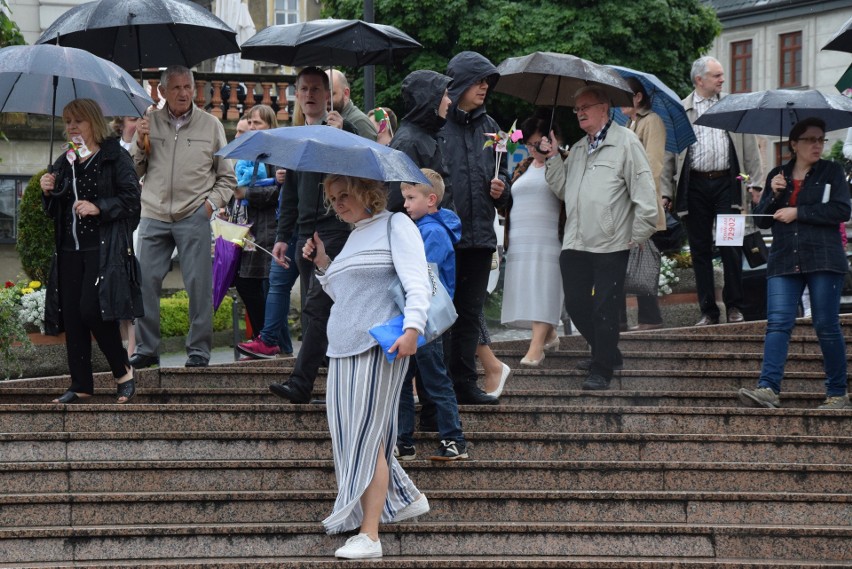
[715,215,746,247]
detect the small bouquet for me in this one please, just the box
[483,120,523,180]
[64,136,92,164]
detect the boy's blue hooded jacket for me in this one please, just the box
[416,208,462,298]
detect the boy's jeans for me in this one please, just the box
[398,335,465,447]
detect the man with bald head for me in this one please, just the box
[326,68,378,141]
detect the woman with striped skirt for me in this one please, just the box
[302,174,433,559]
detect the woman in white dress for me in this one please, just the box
[501,115,565,366]
[302,174,432,559]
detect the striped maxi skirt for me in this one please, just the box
[322,346,421,534]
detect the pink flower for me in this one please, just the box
[510,129,524,143]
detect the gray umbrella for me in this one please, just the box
[494,51,634,108]
[0,44,153,169]
[693,89,852,137]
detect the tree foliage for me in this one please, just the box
[16,170,54,283]
[0,1,26,48]
[322,0,720,132]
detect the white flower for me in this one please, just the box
[657,255,680,296]
[18,289,46,334]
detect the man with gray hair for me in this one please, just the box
[662,56,763,326]
[326,68,378,140]
[540,85,658,391]
[131,65,236,368]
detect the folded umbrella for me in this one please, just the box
[608,65,696,154]
[211,217,251,311]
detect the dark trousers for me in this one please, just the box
[235,275,267,337]
[560,249,629,380]
[288,233,348,396]
[619,292,663,326]
[59,249,129,395]
[448,248,493,386]
[684,176,744,319]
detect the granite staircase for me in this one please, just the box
[0,316,850,568]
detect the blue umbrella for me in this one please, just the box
[216,125,430,184]
[608,65,696,154]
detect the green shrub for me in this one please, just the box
[16,169,54,283]
[159,290,233,337]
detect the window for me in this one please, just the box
[0,176,28,243]
[274,0,299,25]
[779,31,802,88]
[730,40,752,93]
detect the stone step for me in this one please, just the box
[612,333,852,355]
[1,522,849,565]
[3,431,849,464]
[0,386,834,408]
[1,403,850,437]
[4,459,849,495]
[3,489,849,527]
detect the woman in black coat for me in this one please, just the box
[40,98,143,404]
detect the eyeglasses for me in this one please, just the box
[795,137,828,145]
[573,103,604,114]
[524,140,542,147]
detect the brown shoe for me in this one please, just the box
[694,314,720,326]
[629,323,664,331]
[726,307,745,323]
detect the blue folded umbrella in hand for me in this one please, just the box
[369,314,426,363]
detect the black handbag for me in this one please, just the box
[651,211,685,253]
[624,240,661,296]
[742,230,768,268]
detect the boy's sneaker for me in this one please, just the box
[738,386,781,409]
[236,337,280,359]
[393,444,416,461]
[392,494,430,522]
[429,439,468,461]
[818,394,851,410]
[334,533,382,559]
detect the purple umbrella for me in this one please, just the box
[211,218,251,311]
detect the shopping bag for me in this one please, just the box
[624,240,661,296]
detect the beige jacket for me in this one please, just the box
[629,109,667,231]
[545,123,659,253]
[133,105,235,222]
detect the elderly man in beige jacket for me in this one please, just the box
[539,85,658,391]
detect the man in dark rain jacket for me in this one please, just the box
[440,51,511,405]
[387,70,454,212]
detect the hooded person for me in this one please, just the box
[387,70,454,212]
[439,51,511,405]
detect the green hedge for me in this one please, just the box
[16,169,54,283]
[160,290,233,337]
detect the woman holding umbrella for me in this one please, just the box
[738,117,851,410]
[39,98,142,403]
[302,174,431,559]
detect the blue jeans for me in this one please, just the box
[758,272,847,396]
[398,336,465,447]
[258,234,299,354]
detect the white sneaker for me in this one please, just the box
[334,533,382,559]
[392,493,430,522]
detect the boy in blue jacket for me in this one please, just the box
[396,169,468,461]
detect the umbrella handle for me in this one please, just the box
[140,132,150,155]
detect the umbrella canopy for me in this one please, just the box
[494,51,634,108]
[240,18,421,67]
[36,0,239,73]
[822,14,852,53]
[211,217,251,311]
[693,89,852,137]
[216,125,430,184]
[836,63,852,98]
[607,65,696,154]
[0,44,154,166]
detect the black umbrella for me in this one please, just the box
[240,18,421,68]
[494,51,633,134]
[693,89,852,139]
[35,0,239,79]
[0,44,153,170]
[822,14,852,53]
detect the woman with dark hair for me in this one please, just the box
[618,76,667,330]
[302,175,432,558]
[738,117,851,410]
[40,98,142,403]
[499,115,564,367]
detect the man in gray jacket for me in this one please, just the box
[131,65,236,368]
[541,86,658,391]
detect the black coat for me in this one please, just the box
[438,51,511,250]
[388,70,454,213]
[43,137,143,334]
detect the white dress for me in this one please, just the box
[501,163,564,328]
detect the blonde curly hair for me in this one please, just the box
[323,175,387,218]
